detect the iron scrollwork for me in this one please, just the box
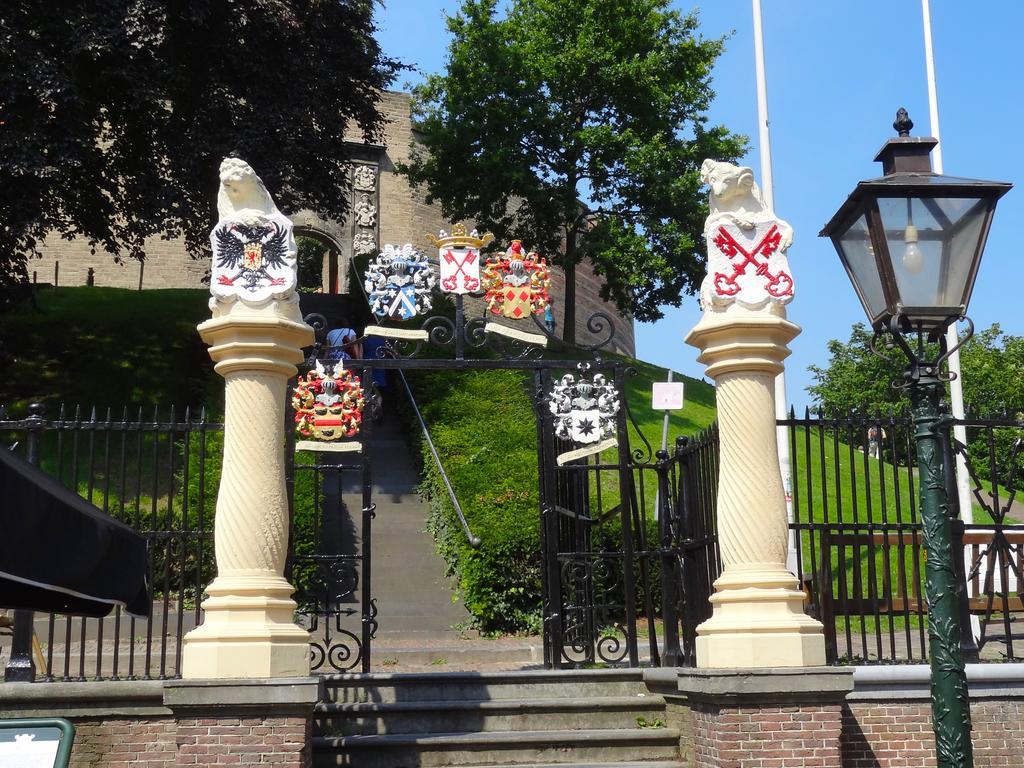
[294,555,365,673]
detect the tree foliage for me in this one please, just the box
[807,323,908,417]
[400,0,745,342]
[0,0,401,285]
[808,322,1024,484]
[808,322,1024,419]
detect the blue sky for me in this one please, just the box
[375,1,1022,408]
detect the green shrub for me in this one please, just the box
[409,367,543,633]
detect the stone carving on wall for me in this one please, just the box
[354,193,377,228]
[209,157,297,305]
[353,164,376,192]
[699,159,794,312]
[353,232,377,256]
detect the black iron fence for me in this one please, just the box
[657,427,721,667]
[0,404,218,680]
[540,408,721,670]
[782,409,1024,664]
[13,394,1023,677]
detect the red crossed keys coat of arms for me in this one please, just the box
[427,223,495,295]
[708,221,794,304]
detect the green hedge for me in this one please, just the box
[404,359,717,635]
[407,367,544,633]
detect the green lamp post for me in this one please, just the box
[820,109,1011,768]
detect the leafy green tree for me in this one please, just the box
[957,324,1024,419]
[809,322,1024,418]
[296,237,328,293]
[807,323,908,417]
[808,322,1024,483]
[0,0,401,287]
[400,0,745,343]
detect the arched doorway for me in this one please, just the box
[293,224,346,295]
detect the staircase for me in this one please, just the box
[313,669,681,768]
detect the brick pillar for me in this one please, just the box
[657,668,853,768]
[164,678,319,768]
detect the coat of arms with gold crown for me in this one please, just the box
[426,223,494,295]
[482,240,550,319]
[292,361,366,441]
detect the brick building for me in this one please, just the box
[29,91,635,356]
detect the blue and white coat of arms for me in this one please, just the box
[364,243,436,321]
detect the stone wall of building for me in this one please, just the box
[25,91,634,356]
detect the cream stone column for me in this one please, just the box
[686,160,825,668]
[181,158,313,678]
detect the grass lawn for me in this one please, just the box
[400,340,717,633]
[787,423,1022,657]
[0,287,218,413]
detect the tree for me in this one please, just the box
[809,322,1024,418]
[0,0,401,286]
[808,322,1024,483]
[806,323,908,418]
[400,0,745,343]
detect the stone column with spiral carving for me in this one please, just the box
[181,158,314,678]
[685,159,825,667]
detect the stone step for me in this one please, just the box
[321,669,650,703]
[311,727,681,767]
[316,695,667,735]
[368,642,541,668]
[381,764,684,768]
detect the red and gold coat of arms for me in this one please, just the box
[482,241,550,319]
[292,361,365,441]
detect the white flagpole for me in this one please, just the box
[921,0,973,526]
[752,0,798,575]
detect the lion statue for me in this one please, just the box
[699,159,795,311]
[209,157,298,308]
[217,157,282,224]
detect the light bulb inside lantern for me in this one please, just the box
[902,223,923,275]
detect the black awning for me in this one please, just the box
[0,448,150,618]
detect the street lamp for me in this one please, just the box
[820,109,1011,768]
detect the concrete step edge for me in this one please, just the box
[467,764,681,768]
[314,727,680,749]
[315,695,665,715]
[321,668,645,685]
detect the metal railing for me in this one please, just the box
[781,408,1024,664]
[657,427,721,667]
[396,369,480,548]
[1,403,219,680]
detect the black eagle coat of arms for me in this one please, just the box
[211,218,294,299]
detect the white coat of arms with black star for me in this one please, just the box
[550,373,619,446]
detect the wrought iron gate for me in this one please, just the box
[539,403,721,669]
[286,363,377,674]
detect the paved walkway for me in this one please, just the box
[329,404,471,640]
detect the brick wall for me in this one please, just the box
[842,700,1024,768]
[70,717,177,768]
[692,703,843,768]
[64,714,310,768]
[0,679,317,768]
[175,715,310,767]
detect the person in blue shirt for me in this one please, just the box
[360,334,390,420]
[325,327,360,361]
